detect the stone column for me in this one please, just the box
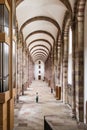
[27,53,29,83]
[75,18,84,122]
[51,49,54,89]
[49,54,52,86]
[22,46,24,95]
[28,54,34,84]
[57,37,61,85]
[60,38,64,101]
[45,53,52,86]
[26,50,29,88]
[54,44,57,87]
[22,46,29,94]
[74,0,85,122]
[63,33,68,103]
[17,40,22,96]
[71,22,76,118]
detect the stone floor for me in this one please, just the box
[13,80,87,130]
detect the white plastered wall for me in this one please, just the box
[68,27,72,84]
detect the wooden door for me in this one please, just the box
[38,75,41,80]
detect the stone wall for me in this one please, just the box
[67,84,73,107]
[16,45,34,94]
[22,49,29,90]
[28,55,34,86]
[17,46,22,95]
[45,55,52,87]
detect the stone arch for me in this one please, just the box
[33,54,46,58]
[20,16,61,33]
[25,30,55,45]
[28,39,52,50]
[32,52,48,58]
[30,45,50,53]
[31,49,49,56]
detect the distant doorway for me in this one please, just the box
[38,75,41,80]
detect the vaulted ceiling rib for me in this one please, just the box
[25,30,55,43]
[30,45,50,53]
[26,33,54,47]
[28,39,52,49]
[31,49,49,56]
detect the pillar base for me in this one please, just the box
[72,108,76,119]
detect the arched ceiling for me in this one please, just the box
[16,0,75,63]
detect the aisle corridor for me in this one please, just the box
[13,81,86,130]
